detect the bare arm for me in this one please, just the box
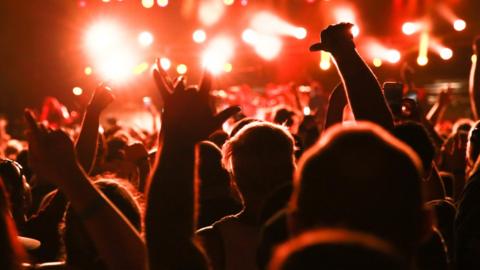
[469,37,480,120]
[145,65,239,269]
[426,88,452,126]
[324,83,346,131]
[25,110,146,270]
[75,86,114,174]
[311,23,394,131]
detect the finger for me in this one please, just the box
[199,71,213,99]
[214,106,241,128]
[24,109,40,135]
[174,76,186,92]
[153,68,171,100]
[155,58,174,89]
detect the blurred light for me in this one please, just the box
[303,106,311,115]
[241,0,247,6]
[199,0,225,26]
[373,58,382,67]
[102,0,110,2]
[242,29,256,44]
[320,51,331,70]
[143,96,152,105]
[334,7,356,23]
[224,0,234,5]
[224,63,233,73]
[79,1,87,8]
[193,29,207,43]
[417,56,428,66]
[160,57,171,71]
[98,50,137,82]
[86,22,121,52]
[73,87,83,96]
[133,62,150,75]
[439,48,453,60]
[142,0,155,8]
[402,22,420,35]
[138,31,154,47]
[157,0,168,7]
[251,12,307,39]
[176,64,187,75]
[386,50,401,63]
[202,37,235,74]
[254,34,282,60]
[294,27,307,40]
[351,25,360,37]
[453,19,466,31]
[417,32,429,66]
[84,66,93,75]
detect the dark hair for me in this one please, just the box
[290,122,424,256]
[269,228,407,270]
[468,121,480,166]
[392,121,435,173]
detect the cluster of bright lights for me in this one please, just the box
[250,12,307,40]
[242,29,282,61]
[202,37,235,74]
[364,41,401,65]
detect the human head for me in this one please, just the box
[64,179,141,269]
[223,122,295,204]
[273,108,295,127]
[269,228,407,270]
[289,122,426,257]
[467,121,480,166]
[392,121,435,176]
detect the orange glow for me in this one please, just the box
[202,37,235,74]
[73,87,83,96]
[84,66,93,76]
[193,29,207,43]
[176,64,187,75]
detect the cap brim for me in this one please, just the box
[309,43,323,51]
[18,236,41,250]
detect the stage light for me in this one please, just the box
[417,56,428,66]
[294,27,307,40]
[351,25,360,37]
[138,31,154,47]
[176,64,187,75]
[439,48,453,60]
[417,32,429,66]
[133,62,150,75]
[199,0,225,26]
[202,37,235,74]
[242,29,256,44]
[386,50,401,63]
[453,19,466,31]
[193,29,207,43]
[84,66,93,76]
[86,22,121,52]
[373,58,382,67]
[334,7,356,23]
[254,34,282,61]
[97,50,137,82]
[224,0,234,5]
[73,87,83,96]
[142,0,154,8]
[320,51,331,70]
[160,57,171,71]
[143,96,152,105]
[157,0,168,7]
[224,63,233,73]
[251,12,307,39]
[160,57,172,71]
[402,22,420,35]
[303,106,311,115]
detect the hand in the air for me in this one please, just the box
[88,84,115,113]
[25,109,79,187]
[310,23,356,53]
[153,59,240,144]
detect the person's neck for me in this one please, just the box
[236,196,265,227]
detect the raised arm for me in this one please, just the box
[25,110,146,270]
[469,37,480,120]
[426,88,452,126]
[324,83,346,131]
[75,85,114,174]
[146,63,239,269]
[311,23,394,130]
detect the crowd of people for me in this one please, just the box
[1,22,480,269]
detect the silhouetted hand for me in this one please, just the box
[311,23,355,53]
[25,109,79,187]
[153,59,240,144]
[438,87,453,106]
[88,84,115,113]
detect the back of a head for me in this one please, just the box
[65,179,142,269]
[273,108,295,127]
[269,228,407,270]
[392,121,435,173]
[199,141,231,191]
[290,122,424,255]
[223,122,295,199]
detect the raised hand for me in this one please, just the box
[88,84,115,113]
[153,59,240,144]
[310,22,355,53]
[25,109,79,186]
